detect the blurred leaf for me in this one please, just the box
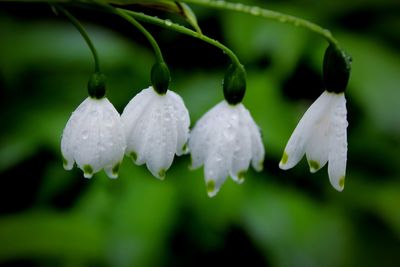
[0,212,105,262]
[221,4,313,79]
[242,176,353,267]
[74,163,178,267]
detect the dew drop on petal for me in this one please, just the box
[82,130,89,140]
[90,110,99,117]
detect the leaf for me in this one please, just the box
[0,212,105,262]
[242,177,353,267]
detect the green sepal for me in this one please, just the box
[88,72,106,99]
[323,45,352,93]
[151,62,171,95]
[223,64,247,105]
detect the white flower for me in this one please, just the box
[279,90,348,191]
[189,100,265,197]
[121,86,190,179]
[61,97,126,178]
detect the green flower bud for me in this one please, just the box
[88,72,106,99]
[323,45,352,93]
[223,64,246,105]
[151,62,171,95]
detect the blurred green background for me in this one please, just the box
[0,0,399,266]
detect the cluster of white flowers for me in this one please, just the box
[61,85,266,196]
[62,86,348,196]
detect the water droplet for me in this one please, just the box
[279,17,287,23]
[216,0,225,7]
[165,19,172,26]
[82,130,89,140]
[235,3,243,10]
[250,7,260,15]
[224,129,235,141]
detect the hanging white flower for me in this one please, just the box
[189,100,264,197]
[121,86,190,179]
[61,97,126,179]
[279,90,348,191]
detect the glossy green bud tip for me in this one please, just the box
[223,64,246,105]
[151,62,171,95]
[323,45,352,93]
[88,72,106,99]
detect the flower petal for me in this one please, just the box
[97,101,126,178]
[124,92,158,165]
[61,105,85,170]
[279,90,333,170]
[204,144,231,197]
[189,102,224,169]
[229,106,252,184]
[240,105,265,172]
[305,112,330,173]
[121,87,153,134]
[144,95,178,179]
[203,102,236,196]
[72,98,104,176]
[328,93,348,191]
[167,90,190,156]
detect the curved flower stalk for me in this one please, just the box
[121,86,190,179]
[189,100,265,197]
[279,90,348,191]
[61,97,126,178]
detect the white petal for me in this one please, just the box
[228,106,252,184]
[189,102,225,169]
[305,112,330,173]
[203,102,236,196]
[61,97,96,170]
[97,100,126,178]
[279,91,333,170]
[204,142,232,197]
[167,90,190,156]
[144,95,178,179]
[240,105,265,172]
[328,93,348,191]
[121,87,153,134]
[123,90,158,165]
[71,98,103,176]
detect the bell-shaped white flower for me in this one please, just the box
[279,90,348,191]
[121,87,190,179]
[189,100,265,197]
[61,97,126,179]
